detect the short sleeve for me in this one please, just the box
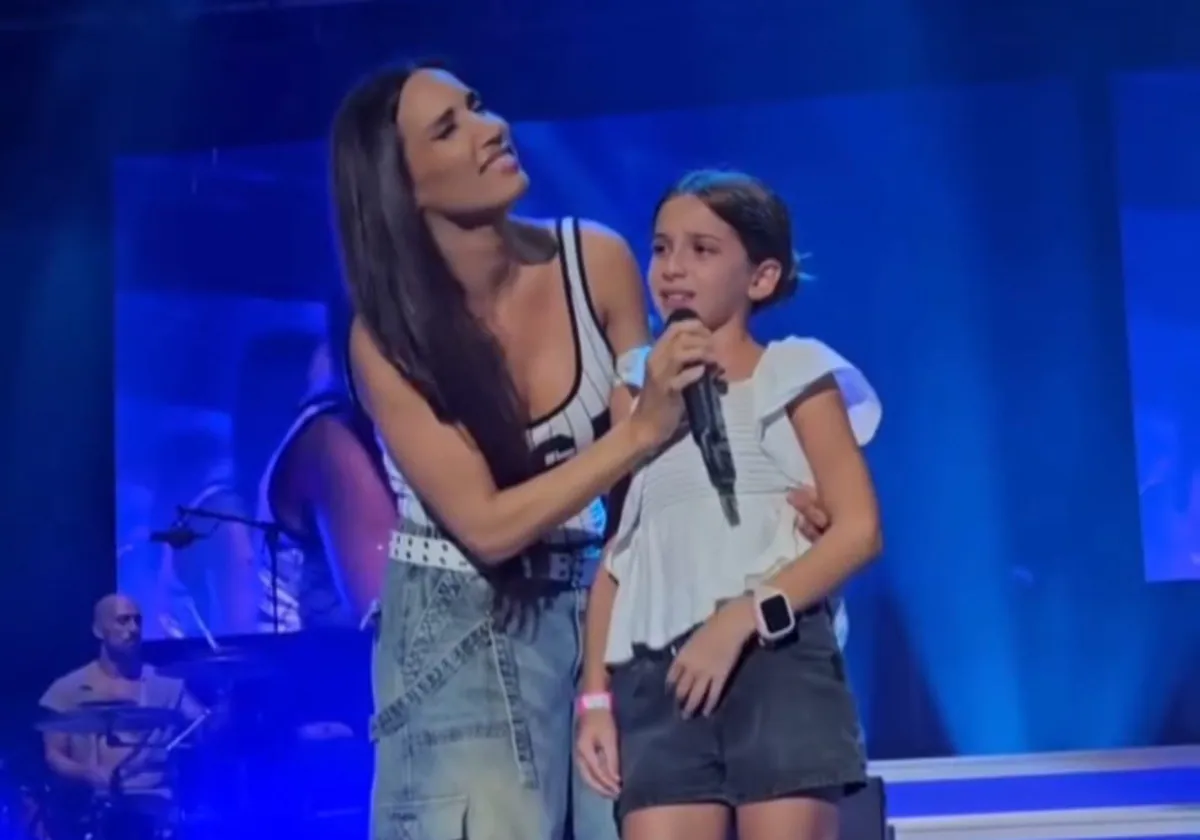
[752,337,881,446]
[39,678,70,712]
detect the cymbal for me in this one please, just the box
[158,648,271,682]
[35,702,182,735]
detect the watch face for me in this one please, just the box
[760,593,793,635]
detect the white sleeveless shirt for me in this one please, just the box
[604,337,882,663]
[382,218,616,571]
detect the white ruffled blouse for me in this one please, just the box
[604,337,882,664]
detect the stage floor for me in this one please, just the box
[873,746,1200,840]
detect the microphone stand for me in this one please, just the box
[177,505,285,635]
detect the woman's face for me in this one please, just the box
[395,69,529,221]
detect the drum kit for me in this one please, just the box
[14,648,271,840]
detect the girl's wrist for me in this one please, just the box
[581,666,609,695]
[576,690,612,715]
[719,594,759,640]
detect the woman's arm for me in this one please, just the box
[352,226,696,565]
[576,220,652,694]
[221,522,259,634]
[354,324,653,565]
[299,415,397,616]
[204,490,258,635]
[762,376,882,609]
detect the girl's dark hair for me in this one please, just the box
[656,169,801,311]
[330,63,540,622]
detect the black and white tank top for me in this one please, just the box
[383,217,616,559]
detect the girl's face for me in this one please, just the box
[648,194,780,329]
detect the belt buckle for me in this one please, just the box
[549,554,572,582]
[519,553,577,582]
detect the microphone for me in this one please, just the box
[148,524,198,550]
[666,309,736,505]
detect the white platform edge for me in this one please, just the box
[871,745,1200,782]
[891,804,1200,840]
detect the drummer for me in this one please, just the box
[39,594,206,797]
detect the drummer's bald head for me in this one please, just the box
[93,594,142,652]
[94,594,135,624]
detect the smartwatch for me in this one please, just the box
[753,586,795,643]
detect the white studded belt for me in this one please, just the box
[388,531,590,586]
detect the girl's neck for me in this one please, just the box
[710,319,762,382]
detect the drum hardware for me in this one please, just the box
[32,639,341,839]
[32,647,268,840]
[171,504,288,634]
[158,649,272,686]
[34,702,183,738]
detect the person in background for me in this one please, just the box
[151,429,257,638]
[247,301,396,634]
[40,595,208,837]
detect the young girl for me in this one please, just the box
[576,170,882,840]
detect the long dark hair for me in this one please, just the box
[330,64,540,620]
[326,287,388,468]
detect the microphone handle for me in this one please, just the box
[682,368,735,491]
[699,429,736,491]
[682,384,710,444]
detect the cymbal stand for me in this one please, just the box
[177,504,286,634]
[164,708,212,755]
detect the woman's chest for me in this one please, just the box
[490,268,580,423]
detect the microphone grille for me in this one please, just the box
[666,307,699,325]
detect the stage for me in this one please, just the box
[875,746,1200,839]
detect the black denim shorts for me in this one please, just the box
[610,603,867,823]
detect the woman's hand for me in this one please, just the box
[788,485,830,542]
[629,320,713,451]
[575,708,621,798]
[666,597,756,717]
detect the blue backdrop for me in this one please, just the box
[1115,71,1200,584]
[114,76,1200,757]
